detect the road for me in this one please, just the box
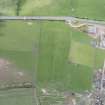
[0,16,105,26]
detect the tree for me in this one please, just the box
[15,0,26,16]
[0,13,5,36]
[0,0,26,16]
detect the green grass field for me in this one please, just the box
[0,0,105,104]
[0,88,34,105]
[1,0,105,20]
[0,20,105,104]
[0,20,105,89]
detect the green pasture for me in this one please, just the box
[69,40,95,67]
[0,21,93,91]
[1,0,105,20]
[0,0,105,104]
[0,20,105,91]
[0,88,34,105]
[0,20,105,104]
[21,0,105,20]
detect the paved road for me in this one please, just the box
[0,16,75,21]
[0,16,105,26]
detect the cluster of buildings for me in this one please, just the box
[92,61,105,105]
[78,23,105,49]
[83,24,105,49]
[77,61,105,105]
[93,68,105,90]
[67,19,105,49]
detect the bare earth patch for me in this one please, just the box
[0,58,33,90]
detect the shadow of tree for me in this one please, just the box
[15,0,26,16]
[0,0,26,16]
[0,13,5,36]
